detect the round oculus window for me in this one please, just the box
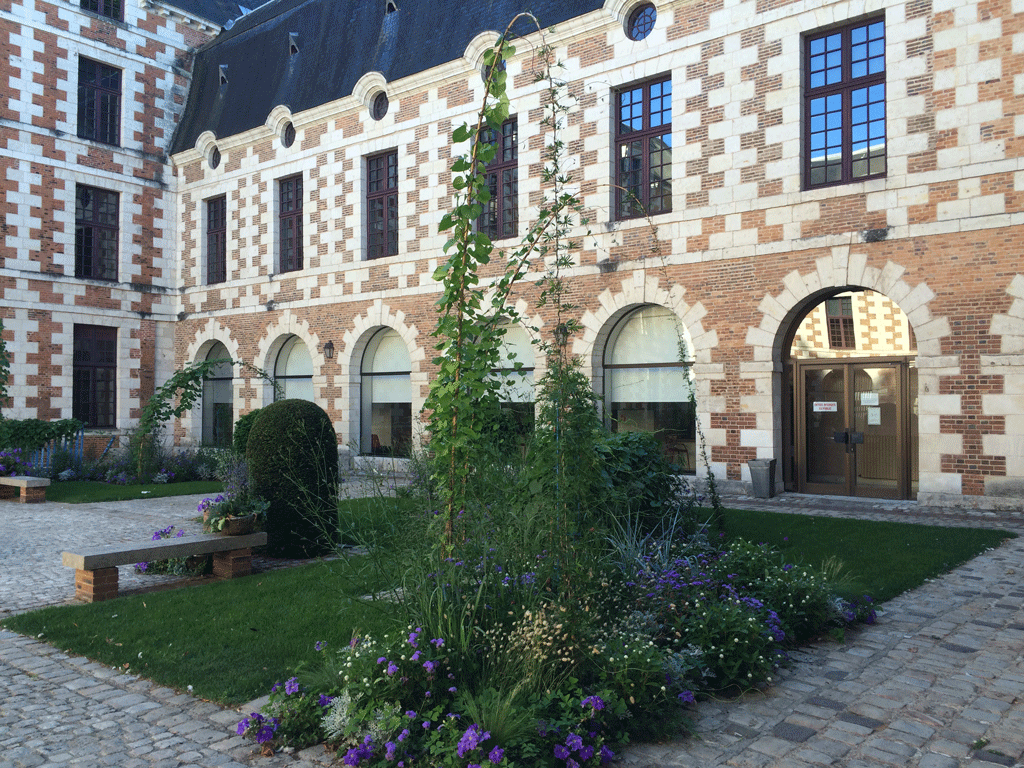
[282,121,295,148]
[209,146,221,169]
[627,3,657,41]
[371,91,389,121]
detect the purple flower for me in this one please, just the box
[385,741,397,760]
[578,746,594,761]
[678,690,696,704]
[565,733,583,752]
[488,746,505,763]
[377,656,387,664]
[431,638,444,649]
[423,660,436,673]
[410,650,422,661]
[408,629,421,647]
[236,717,250,735]
[319,693,334,707]
[600,745,615,763]
[554,744,570,760]
[581,695,605,711]
[386,662,399,676]
[457,724,490,758]
[284,677,299,695]
[448,686,458,693]
[405,710,417,718]
[315,640,326,651]
[398,728,410,742]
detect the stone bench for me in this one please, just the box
[62,532,267,602]
[0,475,50,503]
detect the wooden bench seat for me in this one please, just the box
[62,532,267,602]
[0,475,50,503]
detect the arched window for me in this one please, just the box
[604,306,695,472]
[361,329,411,457]
[274,335,313,401]
[202,342,233,447]
[492,324,535,435]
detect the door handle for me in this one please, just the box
[833,431,848,444]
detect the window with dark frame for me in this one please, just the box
[73,324,116,428]
[477,118,518,240]
[75,185,118,281]
[826,297,856,349]
[77,57,121,146]
[80,0,123,22]
[805,18,886,188]
[278,175,303,273]
[367,150,398,260]
[207,196,227,284]
[615,76,672,220]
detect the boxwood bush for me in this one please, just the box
[246,399,338,558]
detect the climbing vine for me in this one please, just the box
[135,358,277,479]
[425,16,591,549]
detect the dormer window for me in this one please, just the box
[371,91,389,121]
[289,32,300,55]
[627,3,656,41]
[219,65,229,86]
[385,0,398,12]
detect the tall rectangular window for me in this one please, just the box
[207,195,227,284]
[73,324,116,428]
[478,119,518,240]
[75,185,118,281]
[805,18,886,188]
[80,0,123,21]
[367,150,398,260]
[826,297,856,349]
[77,57,121,146]
[615,76,672,220]
[278,175,303,273]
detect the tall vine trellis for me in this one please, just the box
[425,15,592,550]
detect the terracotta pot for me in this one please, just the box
[220,513,257,536]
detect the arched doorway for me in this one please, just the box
[603,305,696,473]
[201,342,233,447]
[785,289,918,499]
[360,328,411,458]
[273,335,314,402]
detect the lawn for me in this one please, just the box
[2,555,399,706]
[2,498,1014,708]
[45,479,223,503]
[722,508,1013,602]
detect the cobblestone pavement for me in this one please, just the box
[1,490,1022,767]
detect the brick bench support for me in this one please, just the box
[62,532,267,603]
[0,475,51,503]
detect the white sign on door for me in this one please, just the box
[813,401,838,413]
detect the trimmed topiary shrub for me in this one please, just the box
[246,399,338,558]
[233,408,262,455]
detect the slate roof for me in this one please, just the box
[170,0,605,154]
[161,0,248,27]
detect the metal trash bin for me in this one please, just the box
[748,458,776,498]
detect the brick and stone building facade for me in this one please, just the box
[4,0,1023,510]
[0,0,239,454]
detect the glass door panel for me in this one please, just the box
[803,366,849,493]
[852,364,901,498]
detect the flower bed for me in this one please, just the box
[236,509,876,767]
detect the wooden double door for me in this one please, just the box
[793,358,917,499]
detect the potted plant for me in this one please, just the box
[199,492,269,535]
